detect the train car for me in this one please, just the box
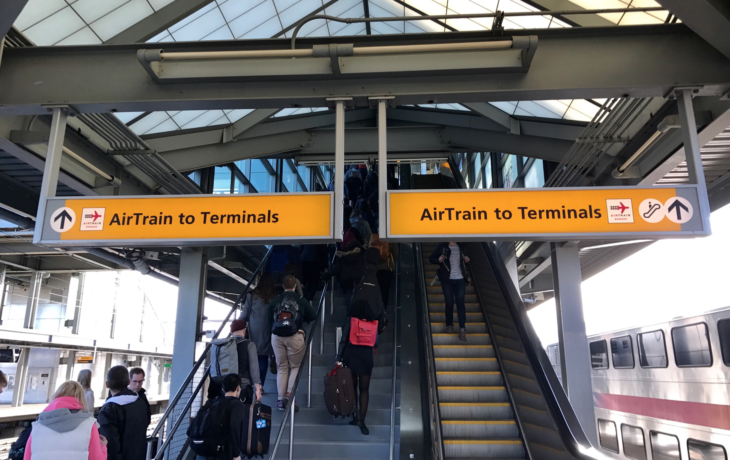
[547,306,730,460]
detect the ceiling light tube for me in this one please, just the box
[614,115,680,176]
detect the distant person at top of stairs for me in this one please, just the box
[269,275,317,412]
[429,242,471,342]
[336,299,378,436]
[369,234,398,313]
[24,381,107,460]
[98,366,148,460]
[322,224,366,293]
[349,209,372,246]
[241,272,276,392]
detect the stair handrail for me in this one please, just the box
[389,251,399,460]
[414,243,446,460]
[145,246,274,460]
[269,279,329,460]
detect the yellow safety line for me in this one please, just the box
[432,333,489,337]
[442,420,516,425]
[438,386,506,390]
[433,345,492,348]
[435,358,496,361]
[436,371,500,375]
[444,440,523,445]
[440,402,510,407]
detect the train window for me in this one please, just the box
[651,432,681,460]
[590,340,609,369]
[611,335,635,369]
[717,319,730,366]
[638,330,668,368]
[622,425,646,460]
[598,419,619,453]
[672,323,712,367]
[688,439,727,460]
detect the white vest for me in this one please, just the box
[31,416,95,460]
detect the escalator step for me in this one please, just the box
[433,334,491,346]
[439,402,514,420]
[429,303,482,311]
[442,420,519,439]
[433,345,495,358]
[431,322,488,333]
[438,386,509,403]
[436,371,503,386]
[435,358,499,372]
[443,439,525,459]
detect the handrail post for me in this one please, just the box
[289,395,296,460]
[389,248,399,460]
[307,337,313,408]
[319,291,325,354]
[330,277,334,315]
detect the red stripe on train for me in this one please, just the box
[594,392,730,430]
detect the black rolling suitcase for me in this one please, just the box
[242,403,272,459]
[324,364,356,417]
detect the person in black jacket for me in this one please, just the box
[98,365,149,460]
[195,373,245,460]
[128,367,151,428]
[429,242,470,342]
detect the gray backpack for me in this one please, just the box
[210,337,238,383]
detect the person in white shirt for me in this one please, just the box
[429,242,470,342]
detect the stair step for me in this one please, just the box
[271,440,398,459]
[432,334,491,345]
[441,420,519,439]
[438,386,509,403]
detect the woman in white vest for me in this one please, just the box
[24,381,107,460]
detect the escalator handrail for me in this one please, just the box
[445,154,595,458]
[146,246,274,458]
[414,243,446,460]
[481,241,594,458]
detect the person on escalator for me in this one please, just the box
[429,242,470,342]
[336,299,377,436]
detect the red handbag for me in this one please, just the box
[348,317,378,347]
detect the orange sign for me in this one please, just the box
[38,193,334,247]
[386,186,705,241]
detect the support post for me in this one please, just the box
[69,273,85,335]
[374,97,392,237]
[550,243,597,446]
[24,271,43,329]
[168,248,207,459]
[335,101,345,241]
[11,348,30,407]
[33,107,68,244]
[66,351,77,382]
[0,264,6,325]
[677,89,712,233]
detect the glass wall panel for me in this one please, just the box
[250,160,273,193]
[213,166,232,194]
[525,159,545,188]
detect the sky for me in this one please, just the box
[528,202,730,347]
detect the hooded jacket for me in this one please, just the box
[24,396,107,460]
[98,389,148,460]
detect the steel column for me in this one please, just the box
[378,100,388,237]
[69,273,85,335]
[24,271,43,329]
[333,99,347,241]
[550,243,597,447]
[33,107,68,244]
[677,89,712,233]
[11,348,30,407]
[66,351,77,381]
[0,264,6,325]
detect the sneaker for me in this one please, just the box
[459,328,467,342]
[285,393,299,413]
[445,325,454,334]
[276,400,286,411]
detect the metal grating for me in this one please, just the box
[656,126,730,186]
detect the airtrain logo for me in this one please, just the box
[80,208,106,231]
[606,199,634,224]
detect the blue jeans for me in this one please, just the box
[441,278,466,329]
[258,354,269,387]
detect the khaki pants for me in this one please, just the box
[271,332,306,400]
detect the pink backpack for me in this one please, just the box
[348,317,378,347]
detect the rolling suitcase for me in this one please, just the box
[241,403,272,459]
[324,364,356,417]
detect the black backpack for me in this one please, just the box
[272,295,301,337]
[187,397,230,458]
[350,247,383,320]
[8,425,32,460]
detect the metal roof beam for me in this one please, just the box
[1,26,728,114]
[524,0,615,27]
[656,0,730,60]
[104,0,216,45]
[0,1,27,40]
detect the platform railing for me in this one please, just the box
[269,280,329,460]
[145,246,274,460]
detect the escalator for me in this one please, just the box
[410,170,596,460]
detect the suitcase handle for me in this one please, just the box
[327,363,343,377]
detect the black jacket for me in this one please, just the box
[221,396,245,460]
[136,387,152,428]
[322,240,365,289]
[99,388,149,460]
[429,243,469,284]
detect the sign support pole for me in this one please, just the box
[378,100,387,237]
[333,99,347,241]
[677,89,712,233]
[33,107,68,244]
